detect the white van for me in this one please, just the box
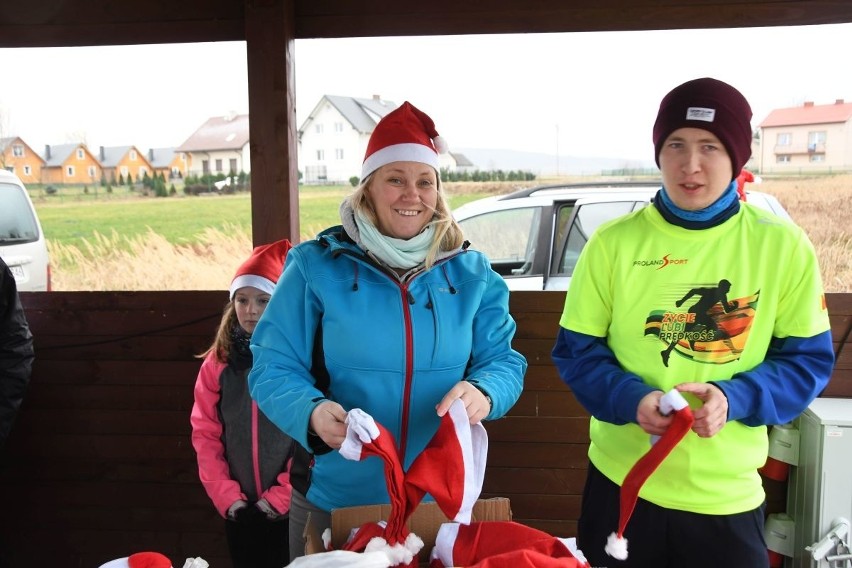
[0,169,50,291]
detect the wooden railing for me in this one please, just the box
[0,291,849,567]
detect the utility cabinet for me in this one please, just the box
[787,398,852,567]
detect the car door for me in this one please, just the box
[457,202,553,290]
[545,197,648,291]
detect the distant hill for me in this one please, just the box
[454,147,656,176]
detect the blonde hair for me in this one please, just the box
[197,300,238,363]
[350,168,464,268]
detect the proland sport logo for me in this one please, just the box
[632,254,688,270]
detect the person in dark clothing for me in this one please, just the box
[0,256,34,449]
[0,257,35,568]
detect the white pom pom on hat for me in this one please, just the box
[361,101,448,181]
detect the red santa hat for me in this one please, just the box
[604,389,695,561]
[98,551,173,568]
[336,399,486,566]
[361,101,448,181]
[229,239,292,300]
[431,521,589,568]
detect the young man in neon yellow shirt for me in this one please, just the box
[552,77,834,568]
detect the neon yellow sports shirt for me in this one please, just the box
[559,202,830,514]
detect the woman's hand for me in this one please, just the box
[677,382,728,438]
[309,400,348,449]
[436,381,491,424]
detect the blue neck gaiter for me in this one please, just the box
[655,180,740,229]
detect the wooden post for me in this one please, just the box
[245,0,300,245]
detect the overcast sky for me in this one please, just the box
[2,23,852,163]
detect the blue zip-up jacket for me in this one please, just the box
[248,226,526,512]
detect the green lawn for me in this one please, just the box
[34,186,490,250]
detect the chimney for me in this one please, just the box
[148,148,154,161]
[100,146,105,161]
[836,99,845,105]
[804,101,814,107]
[44,145,50,160]
[373,94,381,101]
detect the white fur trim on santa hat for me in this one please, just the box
[605,532,628,560]
[229,274,276,299]
[361,142,441,181]
[363,532,424,566]
[286,549,394,567]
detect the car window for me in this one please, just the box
[0,182,41,243]
[459,206,542,277]
[556,201,639,276]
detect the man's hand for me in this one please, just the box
[636,390,673,436]
[676,382,728,437]
[309,400,348,449]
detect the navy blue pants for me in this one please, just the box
[578,463,769,568]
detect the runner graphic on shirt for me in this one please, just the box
[644,281,758,366]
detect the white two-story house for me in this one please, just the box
[298,95,398,184]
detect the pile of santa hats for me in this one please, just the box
[321,399,589,567]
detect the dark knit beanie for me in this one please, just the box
[653,77,753,181]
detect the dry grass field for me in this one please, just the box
[47,175,851,292]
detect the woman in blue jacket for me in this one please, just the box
[248,101,527,560]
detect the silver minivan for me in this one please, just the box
[0,169,50,291]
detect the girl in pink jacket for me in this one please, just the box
[190,240,293,568]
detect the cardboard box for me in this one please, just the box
[304,497,512,562]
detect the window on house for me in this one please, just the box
[66,165,75,176]
[23,165,31,175]
[121,166,128,176]
[76,149,84,160]
[776,155,791,163]
[215,159,223,172]
[335,122,344,132]
[316,124,324,134]
[808,131,827,145]
[130,149,137,160]
[229,158,237,173]
[202,160,210,174]
[12,145,24,157]
[180,153,186,161]
[810,153,825,163]
[88,166,96,178]
[317,149,325,161]
[776,133,791,146]
[335,148,344,160]
[138,167,147,177]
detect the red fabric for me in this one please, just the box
[335,401,485,566]
[432,521,589,568]
[404,396,486,524]
[363,102,441,163]
[736,169,754,201]
[127,552,172,568]
[615,404,695,540]
[229,238,291,298]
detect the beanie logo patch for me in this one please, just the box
[685,107,715,122]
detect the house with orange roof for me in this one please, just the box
[758,99,852,173]
[98,145,153,184]
[176,112,249,178]
[0,136,45,185]
[147,147,188,180]
[41,143,103,186]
